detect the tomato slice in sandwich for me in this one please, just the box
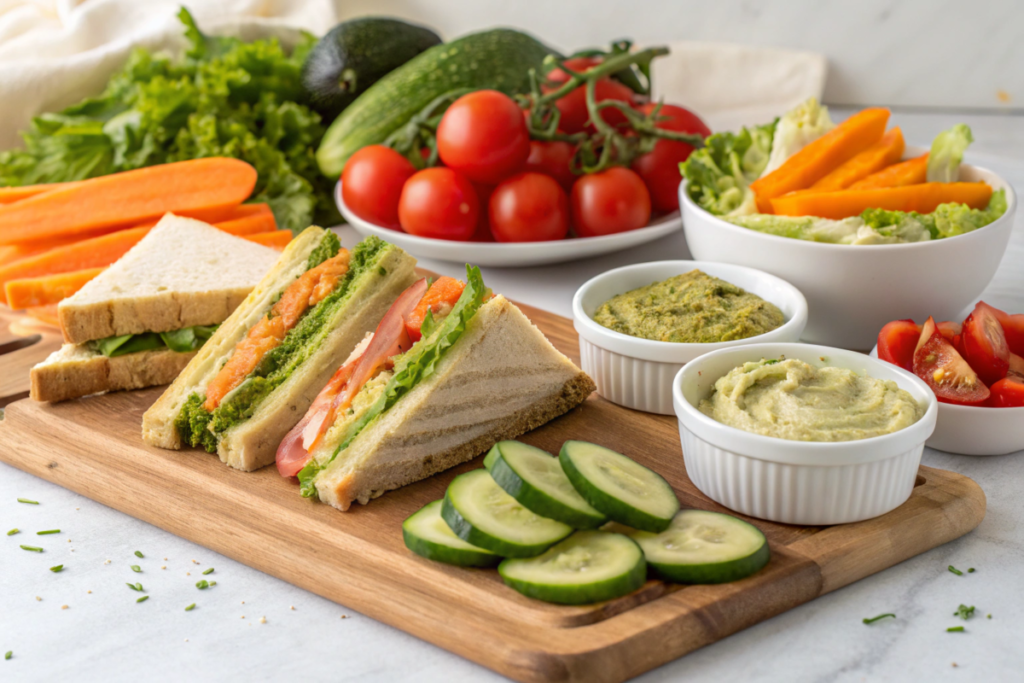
[989,371,1024,408]
[961,302,1011,385]
[913,317,990,406]
[877,319,920,371]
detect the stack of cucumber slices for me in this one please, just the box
[402,440,770,605]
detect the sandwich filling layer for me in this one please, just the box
[174,234,391,451]
[88,325,218,357]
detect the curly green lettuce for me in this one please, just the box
[681,119,777,217]
[926,123,973,183]
[0,9,336,234]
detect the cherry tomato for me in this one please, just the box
[913,317,990,406]
[630,103,711,212]
[984,303,1024,356]
[436,90,530,185]
[988,372,1024,407]
[936,320,961,342]
[961,302,1011,385]
[524,140,577,189]
[470,183,496,242]
[341,145,416,229]
[570,167,651,238]
[544,58,634,134]
[1010,352,1024,376]
[488,173,570,243]
[398,168,479,241]
[877,319,920,371]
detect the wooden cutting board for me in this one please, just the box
[0,304,985,683]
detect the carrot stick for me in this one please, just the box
[810,127,905,191]
[215,212,277,237]
[771,182,993,219]
[0,181,83,204]
[5,267,105,310]
[226,203,273,219]
[849,153,929,190]
[751,108,891,213]
[0,158,257,246]
[242,230,293,250]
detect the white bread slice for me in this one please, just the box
[30,344,196,403]
[313,295,596,511]
[142,228,419,472]
[59,213,279,344]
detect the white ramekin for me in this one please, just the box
[573,261,808,415]
[673,343,938,525]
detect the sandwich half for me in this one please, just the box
[30,214,280,403]
[142,228,418,471]
[275,266,596,511]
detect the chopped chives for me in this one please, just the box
[130,565,141,573]
[947,626,965,632]
[49,565,64,573]
[135,583,143,591]
[185,603,196,612]
[20,545,43,552]
[862,613,896,624]
[126,582,144,592]
[967,568,975,573]
[948,565,963,576]
[6,528,18,536]
[209,581,216,586]
[4,651,10,660]
[136,596,149,603]
[36,529,60,535]
[134,551,144,558]
[195,580,209,589]
[17,498,39,505]
[202,568,214,575]
[953,604,975,620]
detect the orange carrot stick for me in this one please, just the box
[849,154,929,190]
[771,182,993,219]
[4,267,105,310]
[810,127,905,191]
[242,230,292,250]
[0,181,83,204]
[751,108,891,213]
[215,212,278,237]
[0,158,257,246]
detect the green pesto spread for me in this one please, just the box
[593,270,785,343]
[175,233,390,452]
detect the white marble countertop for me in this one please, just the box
[1,111,1022,682]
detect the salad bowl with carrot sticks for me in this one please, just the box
[679,99,1016,349]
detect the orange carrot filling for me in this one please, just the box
[203,250,351,411]
[404,276,466,342]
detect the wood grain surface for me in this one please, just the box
[0,304,986,683]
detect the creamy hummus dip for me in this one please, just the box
[593,270,785,343]
[699,358,924,442]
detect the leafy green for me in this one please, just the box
[762,97,834,176]
[681,119,777,216]
[862,189,1007,240]
[298,265,489,497]
[0,8,336,234]
[927,123,973,183]
[90,324,217,357]
[161,325,218,353]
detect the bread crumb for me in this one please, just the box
[952,662,958,668]
[290,606,295,611]
[241,616,245,619]
[186,572,191,576]
[164,558,168,561]
[241,601,245,604]
[87,590,92,594]
[67,539,71,543]
[104,560,111,565]
[35,596,41,601]
[61,605,68,610]
[184,639,189,642]
[70,549,75,552]
[341,615,348,619]
[161,566,167,570]
[259,616,266,624]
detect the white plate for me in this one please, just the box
[870,346,1024,456]
[335,181,682,268]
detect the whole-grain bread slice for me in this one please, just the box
[58,213,279,344]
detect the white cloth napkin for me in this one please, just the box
[0,0,337,149]
[652,41,828,132]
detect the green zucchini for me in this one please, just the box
[302,18,442,121]
[559,441,679,533]
[486,441,607,529]
[316,28,556,177]
[441,469,572,558]
[498,531,646,605]
[625,509,770,584]
[402,500,500,567]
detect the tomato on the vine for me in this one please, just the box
[570,167,651,238]
[489,172,570,242]
[341,145,416,229]
[524,140,577,189]
[630,103,711,212]
[436,90,530,185]
[398,168,479,241]
[543,57,634,134]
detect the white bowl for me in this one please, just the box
[869,346,1024,456]
[673,343,938,525]
[336,181,682,268]
[680,147,1017,349]
[572,261,807,415]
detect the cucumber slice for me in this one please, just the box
[498,531,646,605]
[483,446,498,471]
[626,509,770,584]
[402,500,500,568]
[487,441,607,529]
[441,469,573,558]
[559,441,679,533]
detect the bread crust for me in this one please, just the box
[30,347,197,403]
